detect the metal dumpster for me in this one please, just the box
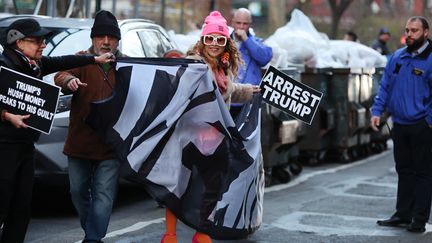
[261,67,304,186]
[297,68,336,164]
[325,68,368,162]
[365,67,390,153]
[356,68,375,157]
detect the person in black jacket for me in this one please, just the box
[371,27,392,55]
[0,18,114,243]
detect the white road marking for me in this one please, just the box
[265,150,392,193]
[99,148,394,239]
[272,211,432,236]
[74,218,164,242]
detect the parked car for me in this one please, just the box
[0,15,178,185]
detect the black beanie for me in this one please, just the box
[91,10,121,40]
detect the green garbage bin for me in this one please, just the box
[261,67,304,186]
[297,67,335,164]
[366,67,390,152]
[326,68,367,162]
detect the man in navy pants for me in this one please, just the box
[371,16,432,233]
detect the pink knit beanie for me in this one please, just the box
[201,11,229,37]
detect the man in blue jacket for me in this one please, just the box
[230,8,272,117]
[371,16,432,233]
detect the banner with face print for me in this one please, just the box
[86,58,264,240]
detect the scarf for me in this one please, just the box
[215,67,228,94]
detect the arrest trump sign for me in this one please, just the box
[259,66,323,125]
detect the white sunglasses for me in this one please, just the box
[202,35,227,47]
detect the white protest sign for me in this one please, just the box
[260,66,323,124]
[0,66,60,134]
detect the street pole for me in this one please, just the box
[96,0,101,12]
[134,0,139,18]
[180,0,185,33]
[160,0,166,27]
[112,0,117,15]
[85,0,91,18]
[47,0,57,17]
[12,0,19,14]
[210,0,215,11]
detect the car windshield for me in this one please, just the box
[42,28,91,85]
[44,28,91,56]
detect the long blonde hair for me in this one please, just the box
[190,37,241,78]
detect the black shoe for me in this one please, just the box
[377,216,411,227]
[406,220,426,233]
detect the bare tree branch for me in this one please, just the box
[328,0,355,38]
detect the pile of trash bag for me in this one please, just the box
[264,9,387,68]
[168,9,387,68]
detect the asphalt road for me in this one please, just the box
[24,143,432,243]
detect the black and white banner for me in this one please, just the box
[86,58,264,240]
[0,66,60,134]
[260,65,323,125]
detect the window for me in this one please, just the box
[122,30,145,57]
[44,29,91,56]
[138,29,170,57]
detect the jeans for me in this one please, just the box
[68,157,120,242]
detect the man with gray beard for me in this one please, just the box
[54,10,123,242]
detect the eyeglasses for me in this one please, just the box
[202,35,227,47]
[23,37,46,46]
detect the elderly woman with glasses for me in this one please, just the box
[0,18,114,243]
[160,11,259,243]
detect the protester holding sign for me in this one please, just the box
[0,18,114,243]
[54,10,123,243]
[160,11,260,243]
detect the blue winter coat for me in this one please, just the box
[371,41,432,125]
[234,33,273,86]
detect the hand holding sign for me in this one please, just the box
[252,85,261,93]
[3,112,30,128]
[0,66,60,134]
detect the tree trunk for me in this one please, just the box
[268,0,286,33]
[217,0,231,22]
[160,0,166,27]
[328,0,354,39]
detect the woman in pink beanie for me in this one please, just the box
[160,11,259,243]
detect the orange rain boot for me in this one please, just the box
[191,231,212,243]
[161,208,178,243]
